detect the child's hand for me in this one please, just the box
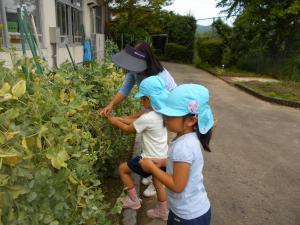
[139,159,156,172]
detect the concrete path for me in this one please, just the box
[137,62,300,225]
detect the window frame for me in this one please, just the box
[56,0,83,47]
[95,5,102,34]
[0,0,44,49]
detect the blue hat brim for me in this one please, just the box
[156,105,186,117]
[135,92,145,98]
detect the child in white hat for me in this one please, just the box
[102,76,170,220]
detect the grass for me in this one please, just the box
[237,81,300,102]
[205,66,270,78]
[195,63,300,102]
[196,63,300,102]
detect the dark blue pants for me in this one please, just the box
[167,208,211,225]
[127,156,166,178]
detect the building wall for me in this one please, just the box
[0,0,106,68]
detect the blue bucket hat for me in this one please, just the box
[157,84,214,134]
[135,76,170,111]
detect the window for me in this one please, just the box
[56,0,82,45]
[1,0,42,48]
[95,6,102,33]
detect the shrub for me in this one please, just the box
[195,35,224,66]
[164,43,193,63]
[162,13,197,48]
[290,56,300,82]
[0,54,139,224]
[104,39,119,63]
[234,53,300,81]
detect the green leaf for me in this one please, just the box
[0,93,17,102]
[0,82,11,94]
[49,221,59,225]
[7,185,28,199]
[51,117,64,124]
[0,175,9,186]
[11,80,26,98]
[27,192,37,202]
[0,149,22,166]
[46,150,70,170]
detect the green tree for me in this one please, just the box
[162,12,197,47]
[216,0,300,79]
[109,0,173,27]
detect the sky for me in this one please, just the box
[163,0,234,26]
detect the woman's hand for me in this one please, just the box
[100,93,126,117]
[99,104,113,117]
[139,159,157,173]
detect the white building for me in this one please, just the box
[0,0,109,68]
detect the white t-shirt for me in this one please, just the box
[133,111,168,159]
[167,132,210,220]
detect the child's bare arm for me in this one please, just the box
[116,110,145,124]
[107,117,136,133]
[122,110,145,120]
[139,159,190,193]
[118,117,137,125]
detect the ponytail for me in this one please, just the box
[133,40,164,76]
[184,114,213,152]
[195,125,212,152]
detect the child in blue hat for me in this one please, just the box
[139,84,214,225]
[102,76,170,220]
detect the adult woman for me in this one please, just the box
[100,40,177,117]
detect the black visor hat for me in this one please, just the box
[112,45,147,72]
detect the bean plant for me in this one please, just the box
[0,54,139,225]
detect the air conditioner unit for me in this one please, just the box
[91,33,105,62]
[49,27,60,44]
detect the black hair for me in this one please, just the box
[195,125,212,152]
[131,40,164,76]
[184,114,213,152]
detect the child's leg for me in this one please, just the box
[147,176,168,220]
[118,162,139,200]
[118,162,134,189]
[152,176,167,202]
[118,162,141,210]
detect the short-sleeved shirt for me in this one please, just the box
[118,69,177,97]
[167,132,210,220]
[133,111,168,159]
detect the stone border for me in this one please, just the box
[122,134,142,225]
[200,67,300,110]
[234,83,300,109]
